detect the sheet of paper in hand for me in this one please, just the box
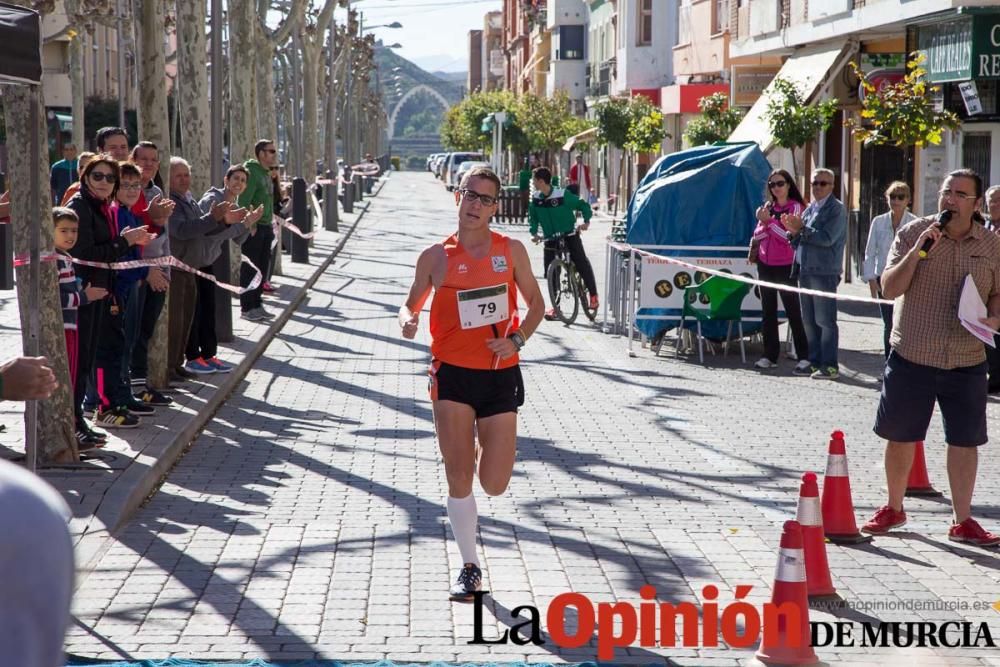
[958,274,1000,347]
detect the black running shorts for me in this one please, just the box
[428,360,524,418]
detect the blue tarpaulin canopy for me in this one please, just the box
[623,142,772,338]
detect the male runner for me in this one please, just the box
[399,166,544,600]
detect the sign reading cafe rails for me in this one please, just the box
[917,13,1000,82]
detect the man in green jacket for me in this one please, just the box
[528,166,598,318]
[238,139,280,322]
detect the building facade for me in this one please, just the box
[502,0,533,94]
[727,0,1000,265]
[546,0,589,113]
[482,11,504,92]
[468,29,484,93]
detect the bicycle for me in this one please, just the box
[542,231,598,325]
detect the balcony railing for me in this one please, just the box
[586,58,614,97]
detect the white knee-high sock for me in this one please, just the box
[447,493,479,567]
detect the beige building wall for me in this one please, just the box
[40,2,137,114]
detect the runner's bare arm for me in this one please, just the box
[485,239,544,359]
[399,245,439,339]
[510,239,544,339]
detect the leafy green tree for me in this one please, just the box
[594,96,631,149]
[440,89,527,154]
[763,77,838,176]
[516,90,592,160]
[848,52,959,148]
[683,92,743,147]
[625,95,666,153]
[594,95,667,202]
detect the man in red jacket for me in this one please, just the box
[568,154,592,202]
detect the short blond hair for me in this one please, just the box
[885,181,911,199]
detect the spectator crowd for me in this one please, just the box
[748,165,1000,545]
[36,128,291,452]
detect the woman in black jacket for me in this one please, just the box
[66,157,151,447]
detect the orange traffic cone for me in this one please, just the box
[905,441,943,497]
[820,431,872,544]
[797,472,837,599]
[753,521,820,666]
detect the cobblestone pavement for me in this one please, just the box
[68,172,1000,666]
[0,202,368,554]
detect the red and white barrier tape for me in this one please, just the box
[276,217,318,240]
[607,240,894,306]
[13,253,262,295]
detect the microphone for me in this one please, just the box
[918,210,953,258]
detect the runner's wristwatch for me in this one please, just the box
[508,331,526,351]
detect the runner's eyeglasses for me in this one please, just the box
[459,189,498,206]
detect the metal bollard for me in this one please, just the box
[353,174,364,202]
[0,220,13,290]
[291,177,310,264]
[342,178,354,213]
[323,184,339,232]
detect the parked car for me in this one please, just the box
[443,152,484,191]
[454,160,491,188]
[426,153,444,172]
[432,154,449,179]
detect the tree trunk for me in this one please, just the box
[256,44,278,144]
[70,40,86,151]
[301,42,319,183]
[139,0,171,389]
[176,0,211,196]
[228,0,258,167]
[1,86,77,463]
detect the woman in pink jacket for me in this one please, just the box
[749,169,810,371]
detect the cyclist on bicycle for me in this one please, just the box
[528,166,599,320]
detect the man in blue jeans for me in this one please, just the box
[783,168,847,380]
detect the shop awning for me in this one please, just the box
[562,126,598,152]
[727,40,854,152]
[54,113,72,132]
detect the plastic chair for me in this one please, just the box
[674,276,751,364]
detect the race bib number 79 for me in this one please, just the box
[457,283,509,330]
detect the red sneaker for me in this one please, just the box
[262,281,275,293]
[588,295,599,309]
[948,517,1000,546]
[861,505,907,535]
[543,308,557,321]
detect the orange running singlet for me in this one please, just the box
[429,231,521,370]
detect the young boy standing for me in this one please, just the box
[52,207,108,448]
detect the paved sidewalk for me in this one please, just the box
[0,191,376,571]
[67,172,1000,666]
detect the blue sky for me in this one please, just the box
[334,0,501,72]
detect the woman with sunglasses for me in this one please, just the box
[749,169,810,371]
[66,156,153,447]
[862,181,916,358]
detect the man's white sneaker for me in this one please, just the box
[792,359,815,376]
[754,357,777,369]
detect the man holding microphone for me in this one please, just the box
[862,169,1000,545]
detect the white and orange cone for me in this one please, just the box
[905,441,942,497]
[797,472,837,599]
[753,520,820,666]
[820,431,872,544]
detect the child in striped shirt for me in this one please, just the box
[53,207,107,399]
